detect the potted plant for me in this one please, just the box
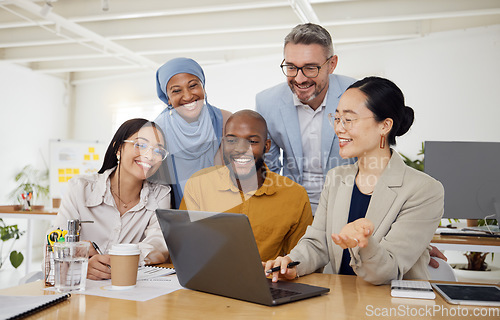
[8,165,50,210]
[0,218,25,269]
[400,142,425,172]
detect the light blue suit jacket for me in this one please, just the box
[255,74,356,184]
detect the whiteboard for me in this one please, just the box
[49,140,107,199]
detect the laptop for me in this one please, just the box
[155,209,329,306]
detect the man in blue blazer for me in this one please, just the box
[256,23,356,214]
[257,23,447,267]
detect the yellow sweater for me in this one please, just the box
[180,165,313,261]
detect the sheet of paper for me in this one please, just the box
[45,275,183,302]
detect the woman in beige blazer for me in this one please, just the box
[265,76,444,285]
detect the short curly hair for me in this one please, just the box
[284,23,334,58]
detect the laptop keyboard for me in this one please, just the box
[270,287,301,300]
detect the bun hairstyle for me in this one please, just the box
[348,76,414,146]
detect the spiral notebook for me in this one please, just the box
[137,266,175,281]
[0,293,71,320]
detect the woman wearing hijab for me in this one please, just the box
[154,57,231,208]
[264,77,444,285]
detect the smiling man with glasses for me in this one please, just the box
[256,23,356,215]
[256,23,447,271]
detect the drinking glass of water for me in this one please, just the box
[53,241,90,292]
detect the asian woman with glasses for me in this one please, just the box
[264,77,444,285]
[50,118,171,280]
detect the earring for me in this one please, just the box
[380,135,386,149]
[116,154,120,164]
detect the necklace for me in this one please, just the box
[110,187,136,208]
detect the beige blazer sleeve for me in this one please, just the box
[289,152,444,285]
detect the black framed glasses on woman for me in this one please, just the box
[280,56,333,78]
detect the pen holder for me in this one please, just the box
[20,194,31,211]
[44,244,55,287]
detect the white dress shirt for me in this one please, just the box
[51,167,171,265]
[294,95,327,215]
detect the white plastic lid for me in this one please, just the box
[108,243,140,256]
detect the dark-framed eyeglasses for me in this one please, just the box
[280,56,333,78]
[124,139,168,160]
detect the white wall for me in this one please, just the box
[1,24,499,203]
[72,69,160,143]
[70,25,500,161]
[337,25,500,158]
[0,64,67,274]
[70,56,285,143]
[0,63,68,204]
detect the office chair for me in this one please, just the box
[18,271,44,285]
[427,257,457,282]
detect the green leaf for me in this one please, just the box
[400,142,425,172]
[8,165,50,204]
[0,224,23,241]
[10,250,24,268]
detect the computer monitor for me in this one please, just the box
[424,141,500,220]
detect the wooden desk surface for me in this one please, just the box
[0,205,57,215]
[432,234,500,247]
[1,273,499,319]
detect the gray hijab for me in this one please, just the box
[154,57,223,201]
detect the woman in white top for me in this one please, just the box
[51,118,171,280]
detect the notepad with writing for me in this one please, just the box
[137,266,175,281]
[0,293,71,320]
[391,280,436,299]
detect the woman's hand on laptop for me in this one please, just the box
[263,256,297,283]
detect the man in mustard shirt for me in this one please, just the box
[180,110,313,261]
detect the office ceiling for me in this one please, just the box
[1,0,499,84]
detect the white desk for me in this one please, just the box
[0,205,57,274]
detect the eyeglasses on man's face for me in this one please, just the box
[124,139,168,160]
[280,56,333,78]
[328,113,375,130]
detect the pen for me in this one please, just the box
[266,261,300,274]
[92,242,104,255]
[92,242,111,269]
